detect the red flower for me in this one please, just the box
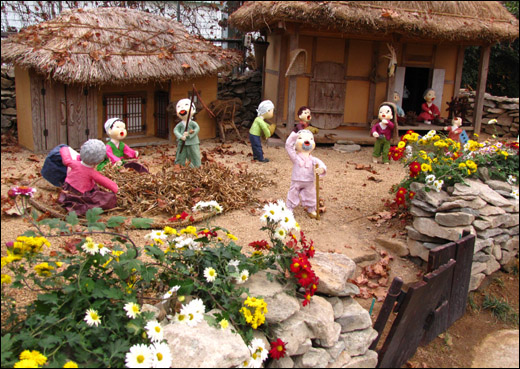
[198,229,218,238]
[409,161,421,177]
[168,211,190,222]
[296,269,316,287]
[269,339,287,360]
[408,191,416,200]
[302,291,313,306]
[249,240,270,251]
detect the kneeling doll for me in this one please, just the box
[286,130,326,219]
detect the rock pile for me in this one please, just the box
[218,70,263,128]
[1,65,16,134]
[143,252,378,368]
[405,179,519,291]
[460,89,519,137]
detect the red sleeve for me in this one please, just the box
[91,171,119,193]
[432,104,441,115]
[59,146,72,166]
[122,144,137,159]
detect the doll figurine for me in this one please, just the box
[444,117,463,142]
[58,139,118,216]
[371,103,396,165]
[393,91,406,124]
[294,106,319,135]
[286,129,327,219]
[97,118,148,173]
[417,88,442,125]
[249,100,275,162]
[41,144,80,187]
[174,98,201,168]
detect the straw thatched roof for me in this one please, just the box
[229,1,519,43]
[1,7,242,86]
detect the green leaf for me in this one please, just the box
[37,292,59,306]
[86,207,104,225]
[131,218,154,229]
[126,321,142,335]
[107,216,126,228]
[1,334,15,362]
[39,335,61,350]
[66,211,79,226]
[31,209,39,221]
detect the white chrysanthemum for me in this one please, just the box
[425,130,436,138]
[187,298,206,314]
[125,343,153,368]
[98,246,111,256]
[181,303,204,327]
[237,269,249,284]
[261,202,283,223]
[173,311,188,324]
[246,338,268,368]
[145,320,164,342]
[145,230,168,244]
[507,175,517,185]
[511,189,519,201]
[82,238,99,255]
[150,342,172,368]
[228,259,240,270]
[193,200,222,213]
[425,174,436,185]
[204,267,217,282]
[273,227,287,240]
[175,237,200,250]
[433,179,444,192]
[279,210,297,232]
[124,302,141,319]
[163,285,181,300]
[84,308,101,327]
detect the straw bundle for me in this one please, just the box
[229,1,518,43]
[1,7,242,86]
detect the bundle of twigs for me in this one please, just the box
[103,162,273,217]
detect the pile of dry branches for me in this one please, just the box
[103,162,273,217]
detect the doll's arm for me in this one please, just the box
[188,121,200,138]
[59,146,73,166]
[122,144,138,159]
[285,132,299,163]
[105,144,121,163]
[314,157,327,177]
[92,171,119,193]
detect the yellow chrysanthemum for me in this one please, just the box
[421,163,432,172]
[397,141,406,149]
[163,226,177,235]
[1,274,12,285]
[19,350,47,366]
[34,262,54,277]
[63,361,79,368]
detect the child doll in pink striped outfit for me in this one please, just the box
[285,130,326,219]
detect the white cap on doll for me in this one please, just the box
[257,100,274,117]
[104,118,123,134]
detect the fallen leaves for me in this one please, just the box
[350,249,394,302]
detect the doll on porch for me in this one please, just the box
[417,88,442,125]
[444,117,464,142]
[174,98,201,168]
[294,106,319,135]
[58,139,118,216]
[393,91,406,124]
[97,118,148,173]
[249,100,275,163]
[371,103,396,165]
[285,129,327,219]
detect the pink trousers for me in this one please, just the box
[286,180,316,212]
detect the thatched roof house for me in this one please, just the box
[1,7,242,152]
[229,1,518,141]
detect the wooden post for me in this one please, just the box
[367,41,379,123]
[276,35,288,124]
[315,164,320,220]
[453,46,466,98]
[473,44,491,135]
[287,30,299,132]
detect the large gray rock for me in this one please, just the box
[437,197,487,211]
[475,238,494,254]
[473,219,493,231]
[481,214,518,228]
[485,180,512,193]
[340,328,378,357]
[343,350,378,368]
[335,297,373,333]
[435,212,475,226]
[407,238,430,261]
[502,236,519,252]
[313,252,357,296]
[453,179,511,207]
[272,313,313,356]
[470,329,519,368]
[478,204,506,216]
[299,295,340,348]
[413,217,474,241]
[406,226,444,243]
[410,182,449,208]
[327,351,352,368]
[292,347,331,368]
[267,355,294,368]
[375,237,409,257]
[163,319,249,368]
[324,340,346,361]
[469,272,486,291]
[410,198,438,213]
[483,258,501,275]
[410,205,435,217]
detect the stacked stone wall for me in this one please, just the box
[406,178,519,291]
[1,65,16,133]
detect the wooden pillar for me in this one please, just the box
[453,45,466,98]
[286,29,299,131]
[473,45,491,135]
[367,41,379,123]
[276,35,288,124]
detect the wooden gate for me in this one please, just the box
[30,74,97,152]
[371,231,476,368]
[308,61,346,129]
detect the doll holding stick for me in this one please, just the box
[174,98,201,168]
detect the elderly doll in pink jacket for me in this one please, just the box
[286,130,327,219]
[58,139,119,216]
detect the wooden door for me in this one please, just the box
[155,91,169,139]
[309,62,346,129]
[65,85,98,150]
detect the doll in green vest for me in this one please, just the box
[173,98,201,168]
[97,118,148,173]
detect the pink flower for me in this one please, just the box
[9,186,36,198]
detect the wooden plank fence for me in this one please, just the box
[372,230,475,368]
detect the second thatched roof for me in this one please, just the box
[229,1,519,43]
[1,7,242,86]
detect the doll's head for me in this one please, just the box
[294,130,315,153]
[452,117,462,128]
[104,118,127,141]
[298,106,311,123]
[257,100,275,119]
[423,88,436,103]
[393,91,401,104]
[176,98,196,122]
[80,139,107,166]
[378,104,394,122]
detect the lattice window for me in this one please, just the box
[104,93,146,134]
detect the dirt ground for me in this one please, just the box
[1,131,518,368]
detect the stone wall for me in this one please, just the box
[460,89,519,137]
[143,252,378,368]
[406,178,519,291]
[1,65,16,133]
[217,70,263,128]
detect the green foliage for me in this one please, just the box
[1,201,313,367]
[482,294,519,326]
